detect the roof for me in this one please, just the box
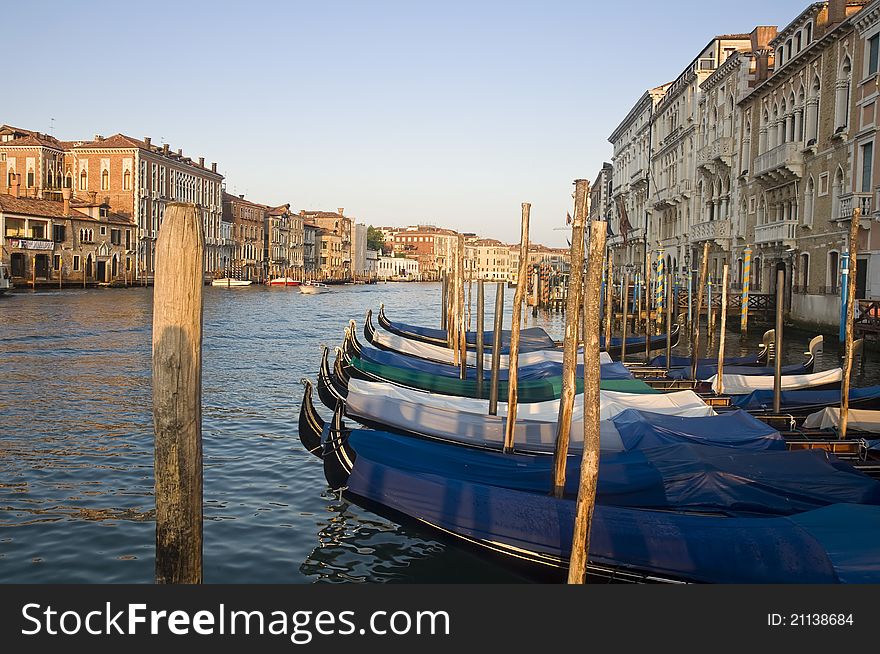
[267,204,291,216]
[0,195,79,219]
[0,133,66,149]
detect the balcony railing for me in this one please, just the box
[697,136,733,166]
[691,219,731,242]
[753,142,804,178]
[838,193,872,220]
[754,220,798,245]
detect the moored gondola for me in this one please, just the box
[298,378,325,458]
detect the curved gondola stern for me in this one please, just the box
[804,335,823,373]
[757,329,774,365]
[363,310,378,346]
[318,345,348,410]
[334,346,351,385]
[322,401,357,490]
[378,303,393,330]
[298,379,326,458]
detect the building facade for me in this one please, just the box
[223,192,266,282]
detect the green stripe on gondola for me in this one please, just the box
[351,357,658,402]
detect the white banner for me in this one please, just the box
[8,239,54,251]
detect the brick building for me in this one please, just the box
[300,209,352,279]
[223,192,266,281]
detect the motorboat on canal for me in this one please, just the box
[299,281,329,294]
[267,277,300,287]
[212,278,253,287]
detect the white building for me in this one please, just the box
[376,255,420,280]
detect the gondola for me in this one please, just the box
[727,385,880,417]
[314,404,880,583]
[377,304,557,351]
[664,335,822,381]
[648,329,775,368]
[366,310,679,364]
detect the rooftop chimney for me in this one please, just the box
[163,143,169,155]
[750,26,778,84]
[62,187,71,215]
[239,194,244,199]
[10,173,20,198]
[144,136,151,147]
[94,134,103,141]
[211,162,217,173]
[177,148,182,156]
[103,196,110,206]
[199,157,205,167]
[828,0,846,26]
[88,191,97,204]
[338,207,344,216]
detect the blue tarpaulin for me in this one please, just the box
[666,363,806,380]
[386,320,556,352]
[730,386,880,410]
[649,354,758,368]
[356,344,633,381]
[610,409,786,451]
[346,453,880,582]
[347,428,880,516]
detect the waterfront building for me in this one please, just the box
[650,35,754,283]
[391,225,460,280]
[739,0,867,324]
[609,85,671,274]
[1,183,133,284]
[0,125,69,203]
[848,0,880,300]
[289,208,304,276]
[589,163,614,224]
[351,222,368,277]
[300,209,352,279]
[220,209,235,275]
[316,228,345,280]
[303,222,318,274]
[472,238,511,281]
[376,255,420,280]
[266,204,292,278]
[223,192,266,282]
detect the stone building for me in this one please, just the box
[303,222,318,274]
[223,192,266,282]
[609,85,670,273]
[739,0,868,325]
[391,225,460,280]
[301,209,352,279]
[266,204,292,278]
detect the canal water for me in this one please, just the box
[0,283,872,583]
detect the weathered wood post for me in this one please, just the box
[691,242,710,381]
[476,279,485,397]
[152,202,204,584]
[665,274,673,368]
[620,274,630,362]
[644,261,652,363]
[841,207,861,439]
[716,264,729,395]
[458,234,467,378]
[568,220,606,584]
[604,257,613,355]
[504,203,531,453]
[773,268,785,414]
[488,282,504,415]
[551,179,589,498]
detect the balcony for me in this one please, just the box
[697,136,733,169]
[753,142,803,182]
[754,220,798,248]
[691,219,731,244]
[837,193,872,221]
[630,168,648,187]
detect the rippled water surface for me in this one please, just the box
[0,283,872,582]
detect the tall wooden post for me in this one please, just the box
[773,268,785,414]
[551,179,589,498]
[841,208,861,439]
[568,220,606,584]
[488,282,504,415]
[741,246,751,335]
[458,234,467,378]
[644,261,652,363]
[691,242,710,380]
[620,274,630,362]
[665,274,673,367]
[603,257,613,355]
[716,264,729,395]
[152,203,204,584]
[476,280,485,397]
[504,203,531,453]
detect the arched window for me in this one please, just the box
[799,252,810,291]
[804,176,815,227]
[47,170,53,188]
[828,251,840,293]
[65,173,72,189]
[759,109,769,153]
[806,77,821,144]
[835,56,852,132]
[753,257,762,290]
[832,167,844,219]
[123,169,131,191]
[79,169,87,190]
[101,169,109,191]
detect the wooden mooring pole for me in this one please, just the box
[568,220,606,584]
[716,264,729,395]
[773,268,785,414]
[604,257,613,355]
[152,202,204,584]
[488,282,504,415]
[458,234,467,379]
[476,279,485,398]
[665,274,673,367]
[504,203,531,453]
[441,271,447,329]
[841,207,861,439]
[551,179,589,498]
[691,242,709,381]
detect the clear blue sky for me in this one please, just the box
[7,0,807,246]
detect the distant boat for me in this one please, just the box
[0,263,14,295]
[212,278,253,287]
[299,281,329,294]
[267,277,300,287]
